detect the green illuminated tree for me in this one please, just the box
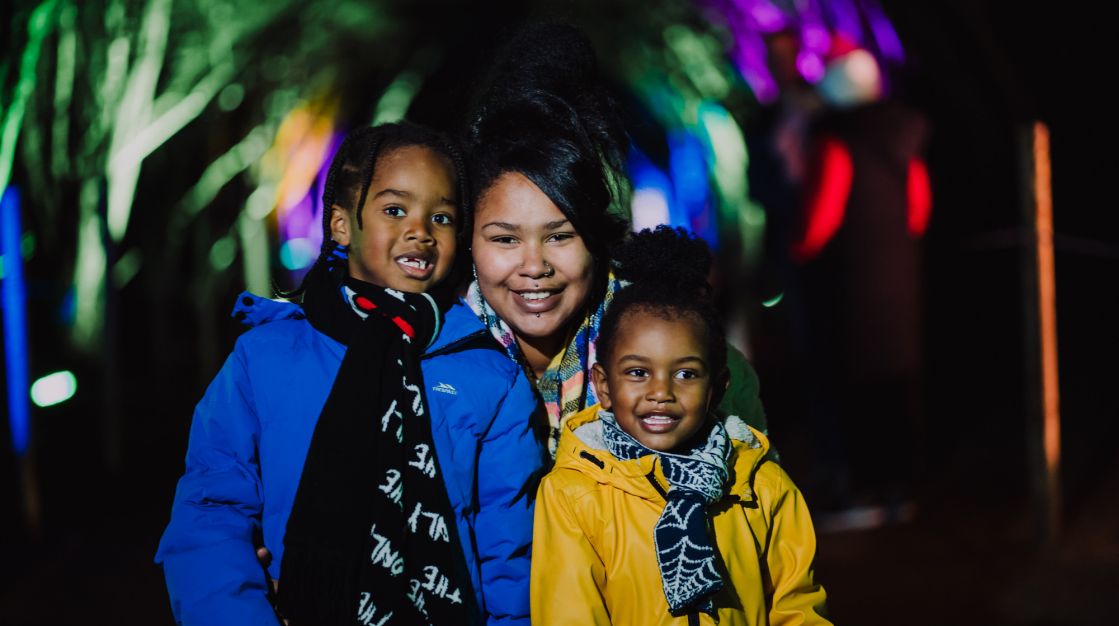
[5,0,404,470]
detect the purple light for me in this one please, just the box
[737,0,787,32]
[277,131,343,255]
[819,0,865,44]
[281,193,314,243]
[732,37,780,103]
[859,0,906,63]
[800,22,831,56]
[704,0,906,101]
[797,50,826,83]
[307,132,343,253]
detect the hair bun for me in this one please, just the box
[467,23,625,170]
[472,23,598,119]
[613,226,712,293]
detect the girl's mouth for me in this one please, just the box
[638,413,680,433]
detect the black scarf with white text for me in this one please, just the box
[278,265,473,625]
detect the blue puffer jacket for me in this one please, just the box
[156,293,545,625]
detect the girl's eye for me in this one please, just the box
[432,213,455,226]
[546,232,576,243]
[624,368,649,378]
[490,236,518,245]
[384,206,405,218]
[674,369,700,380]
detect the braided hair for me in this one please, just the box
[285,121,470,298]
[597,226,728,377]
[465,23,631,305]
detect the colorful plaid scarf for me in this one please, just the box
[466,272,623,454]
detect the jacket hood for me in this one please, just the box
[230,292,485,354]
[552,404,771,504]
[231,292,305,328]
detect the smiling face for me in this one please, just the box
[471,171,596,348]
[330,144,458,293]
[591,309,726,452]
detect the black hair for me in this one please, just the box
[465,23,630,301]
[283,121,469,299]
[597,226,728,378]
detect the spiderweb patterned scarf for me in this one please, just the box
[599,409,731,616]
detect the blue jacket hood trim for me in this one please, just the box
[231,291,304,328]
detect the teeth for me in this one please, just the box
[519,291,550,301]
[642,415,675,425]
[399,258,428,269]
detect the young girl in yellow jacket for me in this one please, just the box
[531,227,830,625]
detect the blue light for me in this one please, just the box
[59,288,76,326]
[2,187,30,455]
[626,146,675,231]
[279,237,317,270]
[668,132,717,248]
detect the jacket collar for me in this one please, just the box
[553,404,770,503]
[424,298,487,353]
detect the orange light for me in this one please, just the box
[1033,122,1061,524]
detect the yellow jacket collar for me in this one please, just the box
[552,404,771,503]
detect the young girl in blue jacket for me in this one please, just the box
[156,122,545,626]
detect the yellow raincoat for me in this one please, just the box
[531,404,829,625]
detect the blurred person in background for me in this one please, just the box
[785,35,932,530]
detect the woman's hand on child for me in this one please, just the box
[255,546,289,625]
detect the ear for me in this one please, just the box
[708,368,731,412]
[591,362,613,410]
[329,205,352,247]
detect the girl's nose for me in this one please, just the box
[646,376,675,403]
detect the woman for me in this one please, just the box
[459,23,767,454]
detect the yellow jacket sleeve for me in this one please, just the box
[764,465,832,625]
[530,471,610,625]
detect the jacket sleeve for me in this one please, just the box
[530,472,609,625]
[474,369,547,625]
[155,342,280,625]
[764,466,831,626]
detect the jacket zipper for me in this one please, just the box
[644,469,668,498]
